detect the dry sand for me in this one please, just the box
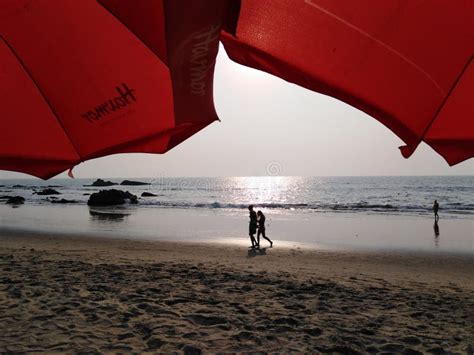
[0,232,473,354]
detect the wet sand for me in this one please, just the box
[0,232,473,353]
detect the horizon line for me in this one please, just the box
[1,173,473,180]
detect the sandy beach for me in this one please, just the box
[0,231,473,354]
[1,0,473,352]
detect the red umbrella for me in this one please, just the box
[1,0,472,179]
[0,0,233,179]
[221,0,474,166]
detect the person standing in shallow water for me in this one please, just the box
[433,200,439,221]
[248,205,258,248]
[257,210,273,248]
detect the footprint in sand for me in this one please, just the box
[146,337,166,350]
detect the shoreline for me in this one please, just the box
[1,232,473,352]
[1,225,474,257]
[2,204,473,255]
[1,230,473,286]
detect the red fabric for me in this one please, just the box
[0,0,230,179]
[221,0,474,165]
[425,58,474,164]
[1,1,472,179]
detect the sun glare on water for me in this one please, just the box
[230,176,304,208]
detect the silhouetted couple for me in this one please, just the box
[248,205,273,249]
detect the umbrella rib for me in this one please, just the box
[0,35,82,161]
[419,55,473,143]
[95,0,167,63]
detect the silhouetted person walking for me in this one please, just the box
[257,210,273,247]
[433,200,439,221]
[248,205,258,248]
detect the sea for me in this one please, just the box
[1,176,473,254]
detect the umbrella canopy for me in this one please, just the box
[221,0,474,166]
[0,0,233,179]
[1,0,472,179]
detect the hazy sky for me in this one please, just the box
[2,46,473,179]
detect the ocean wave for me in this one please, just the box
[135,200,474,215]
[2,176,472,218]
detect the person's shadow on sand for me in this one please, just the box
[247,248,267,258]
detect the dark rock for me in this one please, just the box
[13,184,26,188]
[0,195,13,200]
[120,180,149,186]
[6,196,25,204]
[141,192,157,197]
[83,193,91,195]
[84,179,117,187]
[87,189,137,206]
[50,198,78,204]
[35,188,61,195]
[47,185,62,188]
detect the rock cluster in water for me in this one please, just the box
[5,196,25,204]
[84,179,149,187]
[120,180,149,186]
[87,189,138,206]
[84,179,117,187]
[35,188,61,196]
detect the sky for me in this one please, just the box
[2,46,473,179]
